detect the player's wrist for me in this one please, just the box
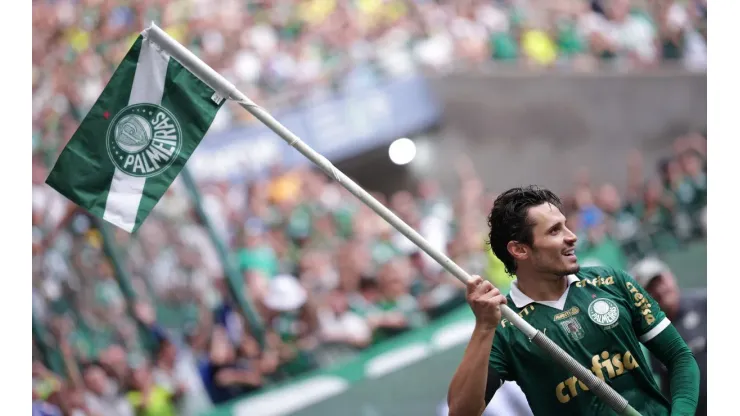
[473,320,499,335]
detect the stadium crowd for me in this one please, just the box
[33,0,708,161]
[32,0,708,415]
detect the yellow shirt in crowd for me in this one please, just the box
[127,386,177,416]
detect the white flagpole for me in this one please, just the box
[144,23,641,416]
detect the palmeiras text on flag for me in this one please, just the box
[46,32,224,232]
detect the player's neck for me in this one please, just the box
[516,270,570,302]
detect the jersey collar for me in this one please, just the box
[509,275,580,311]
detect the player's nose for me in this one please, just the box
[564,227,578,244]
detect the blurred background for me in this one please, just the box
[32,0,707,415]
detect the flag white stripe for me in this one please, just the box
[103,39,170,232]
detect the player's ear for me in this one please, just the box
[507,240,529,262]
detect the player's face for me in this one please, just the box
[527,203,580,276]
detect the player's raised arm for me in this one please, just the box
[618,267,700,415]
[447,275,508,416]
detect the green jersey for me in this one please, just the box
[490,266,671,416]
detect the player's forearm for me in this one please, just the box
[646,325,700,415]
[447,324,496,416]
[668,349,700,416]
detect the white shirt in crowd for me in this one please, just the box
[580,12,657,63]
[318,307,372,345]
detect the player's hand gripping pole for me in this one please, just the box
[146,23,642,416]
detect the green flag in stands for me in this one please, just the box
[46,33,224,233]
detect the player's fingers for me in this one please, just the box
[467,276,493,297]
[474,280,495,299]
[466,275,484,294]
[479,286,502,301]
[479,295,507,314]
[493,294,508,306]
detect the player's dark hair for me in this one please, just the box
[487,185,563,275]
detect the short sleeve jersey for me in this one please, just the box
[489,266,671,416]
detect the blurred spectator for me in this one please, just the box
[82,362,133,416]
[261,274,321,378]
[151,338,209,416]
[582,0,658,67]
[126,364,181,416]
[32,399,63,416]
[235,219,280,280]
[367,258,427,343]
[33,361,64,416]
[99,345,131,392]
[652,0,708,70]
[632,257,707,416]
[317,288,372,349]
[201,326,263,405]
[596,182,643,262]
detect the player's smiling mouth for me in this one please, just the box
[563,248,576,260]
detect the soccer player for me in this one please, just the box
[447,186,699,416]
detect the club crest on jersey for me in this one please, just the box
[106,103,182,177]
[559,317,585,341]
[588,298,619,327]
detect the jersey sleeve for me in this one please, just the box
[489,328,513,381]
[615,268,670,343]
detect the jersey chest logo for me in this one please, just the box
[587,298,620,327]
[559,317,585,341]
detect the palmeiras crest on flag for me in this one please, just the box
[106,103,183,178]
[559,317,585,341]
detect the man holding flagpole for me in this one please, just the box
[46,23,693,416]
[446,186,699,416]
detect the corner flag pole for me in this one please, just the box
[145,23,641,416]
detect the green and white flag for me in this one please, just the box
[46,32,225,233]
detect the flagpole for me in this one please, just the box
[144,23,641,416]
